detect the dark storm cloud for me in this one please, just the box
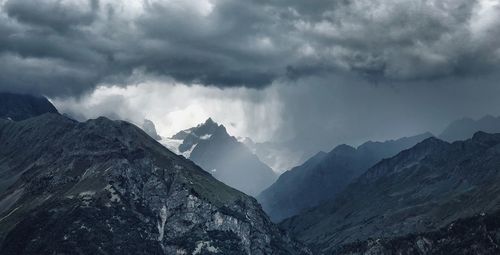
[0,0,499,97]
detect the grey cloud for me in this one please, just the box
[0,0,499,97]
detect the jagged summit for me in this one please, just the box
[161,118,277,196]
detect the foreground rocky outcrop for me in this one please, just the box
[0,113,308,254]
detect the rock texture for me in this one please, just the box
[0,92,58,121]
[282,132,500,253]
[0,114,308,255]
[162,118,277,196]
[336,211,500,255]
[258,133,432,222]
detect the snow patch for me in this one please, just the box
[160,138,183,154]
[181,144,196,158]
[200,134,212,140]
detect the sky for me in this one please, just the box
[1,0,500,166]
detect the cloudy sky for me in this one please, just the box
[1,0,500,165]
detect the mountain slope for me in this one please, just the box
[162,118,277,196]
[281,132,500,253]
[0,113,308,254]
[439,115,500,142]
[257,133,432,222]
[336,211,500,255]
[0,92,58,121]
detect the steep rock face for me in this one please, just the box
[142,119,162,140]
[336,211,500,255]
[189,125,277,197]
[0,114,308,255]
[439,115,500,142]
[258,133,432,222]
[0,92,58,121]
[281,133,500,253]
[162,118,277,196]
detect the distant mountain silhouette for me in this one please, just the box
[141,119,162,140]
[258,133,433,222]
[439,115,500,142]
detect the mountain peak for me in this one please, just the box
[0,113,307,254]
[205,117,216,125]
[142,119,162,140]
[0,92,59,121]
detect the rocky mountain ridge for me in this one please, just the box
[281,132,500,253]
[0,113,308,254]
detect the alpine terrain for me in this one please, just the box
[162,118,277,196]
[258,133,433,222]
[0,96,308,255]
[282,133,500,253]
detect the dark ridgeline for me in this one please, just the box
[0,92,58,121]
[281,132,500,254]
[257,133,433,222]
[0,95,309,255]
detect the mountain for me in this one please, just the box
[142,119,162,140]
[162,118,277,196]
[243,138,310,174]
[257,133,433,222]
[439,115,500,142]
[0,92,58,121]
[0,113,309,254]
[281,132,500,253]
[335,211,500,255]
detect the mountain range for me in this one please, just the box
[257,133,433,222]
[439,115,500,142]
[3,91,500,254]
[161,119,277,196]
[0,94,308,254]
[281,132,500,253]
